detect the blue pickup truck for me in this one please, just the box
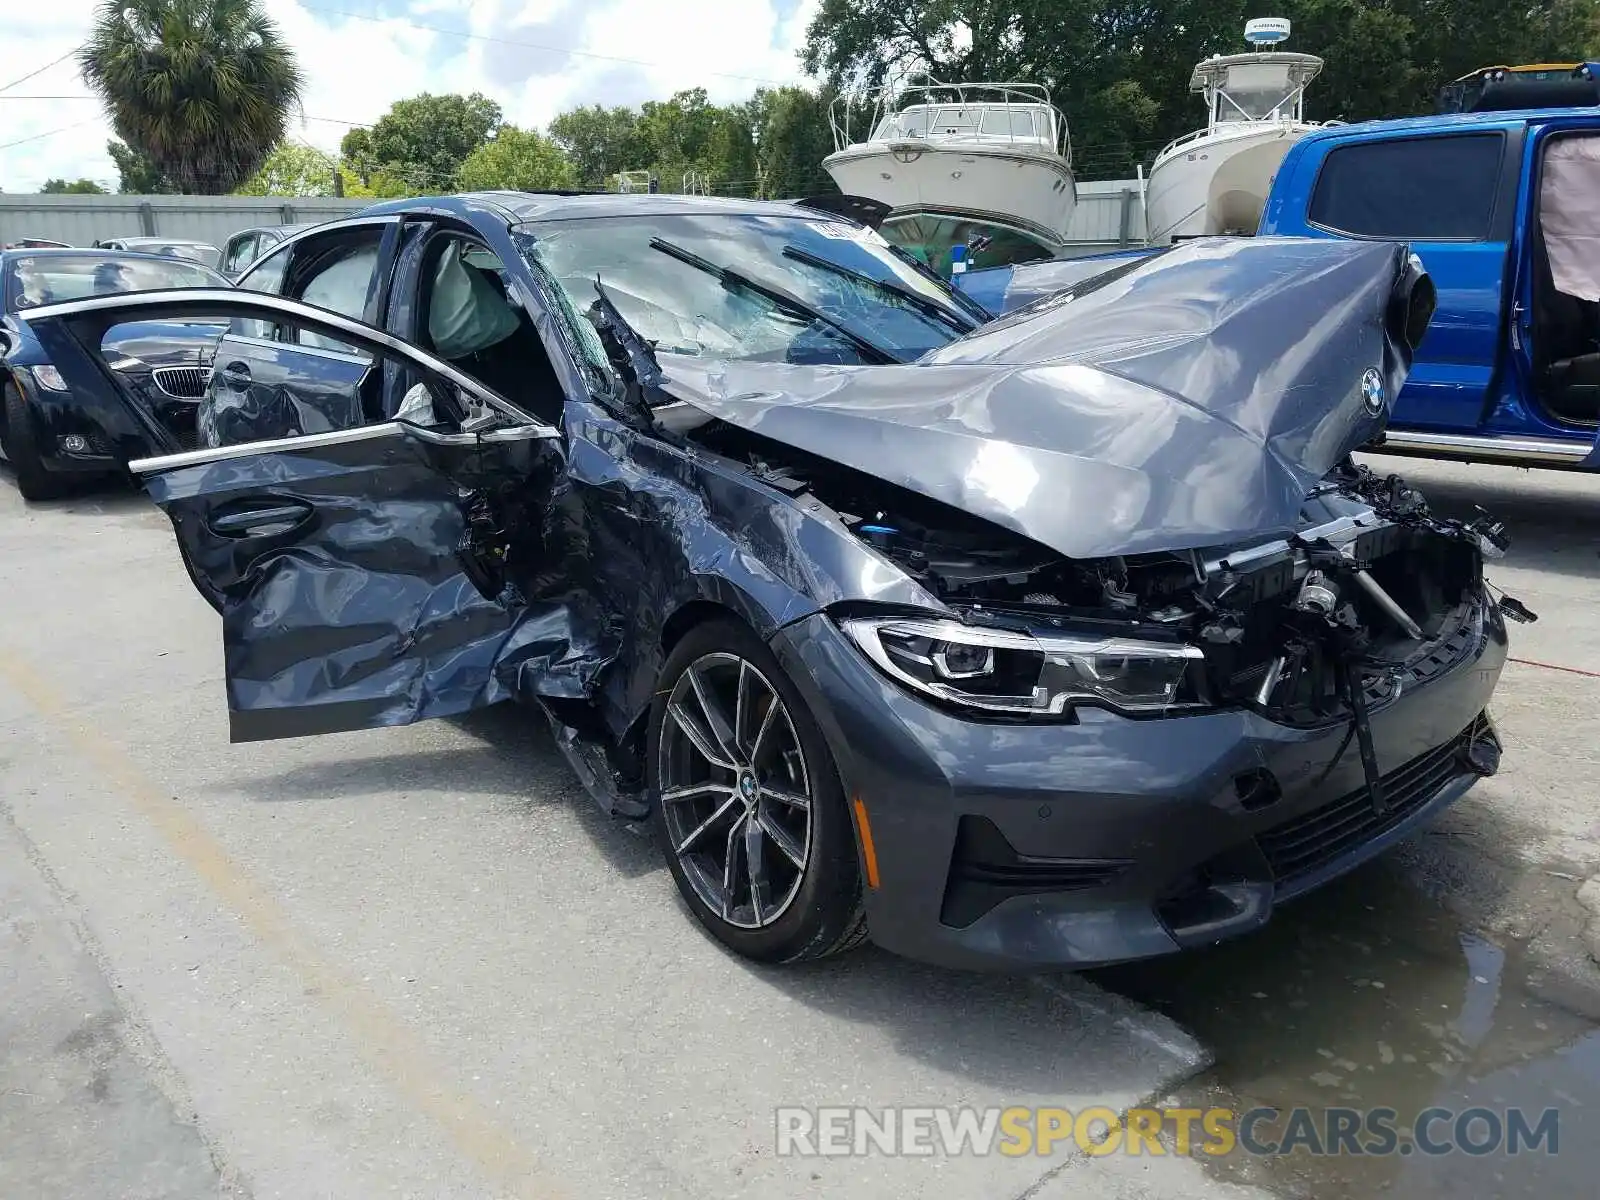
[961,99,1600,471]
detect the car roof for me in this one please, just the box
[117,236,218,245]
[1295,106,1600,147]
[351,190,846,227]
[231,223,316,239]
[229,192,871,273]
[3,247,220,262]
[0,248,230,283]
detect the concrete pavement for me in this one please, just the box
[0,482,1254,1198]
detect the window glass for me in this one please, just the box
[1309,134,1504,240]
[223,234,258,274]
[238,244,289,295]
[931,107,982,133]
[512,229,613,398]
[196,310,491,447]
[6,253,225,310]
[149,243,220,266]
[521,212,973,367]
[1214,60,1299,120]
[293,240,381,351]
[880,214,1056,277]
[875,108,930,139]
[980,108,1037,137]
[232,244,290,338]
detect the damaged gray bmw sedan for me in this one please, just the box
[16,193,1526,969]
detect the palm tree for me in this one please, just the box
[79,0,304,195]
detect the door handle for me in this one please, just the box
[207,497,315,539]
[220,361,253,391]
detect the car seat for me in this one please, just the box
[1533,140,1600,423]
[1532,235,1600,425]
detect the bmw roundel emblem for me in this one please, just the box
[1360,368,1386,415]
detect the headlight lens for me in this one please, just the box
[841,616,1206,717]
[31,364,68,391]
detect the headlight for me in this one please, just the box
[31,364,68,391]
[841,616,1206,717]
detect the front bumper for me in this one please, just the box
[7,371,124,473]
[770,595,1507,971]
[5,367,187,472]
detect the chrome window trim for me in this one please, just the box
[220,331,372,364]
[129,420,556,475]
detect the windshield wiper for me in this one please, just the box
[647,237,902,364]
[781,244,978,334]
[883,242,996,324]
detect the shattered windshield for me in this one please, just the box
[517,212,971,365]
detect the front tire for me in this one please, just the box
[2,381,68,501]
[649,618,867,963]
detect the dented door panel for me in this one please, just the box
[139,422,563,741]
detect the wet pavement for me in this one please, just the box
[1098,858,1600,1197]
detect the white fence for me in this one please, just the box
[0,181,1147,258]
[0,194,370,251]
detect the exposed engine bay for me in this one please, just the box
[692,421,1534,736]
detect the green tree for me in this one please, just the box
[548,94,763,194]
[457,126,578,191]
[234,142,339,196]
[338,127,374,174]
[107,139,174,193]
[706,109,759,195]
[41,178,108,194]
[549,105,646,186]
[343,93,502,193]
[78,0,305,195]
[339,169,414,199]
[751,87,838,199]
[636,89,719,174]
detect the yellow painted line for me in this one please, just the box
[0,650,562,1200]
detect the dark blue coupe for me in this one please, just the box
[0,249,229,498]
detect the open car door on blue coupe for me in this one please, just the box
[18,289,565,741]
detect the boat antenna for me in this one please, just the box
[1244,17,1291,52]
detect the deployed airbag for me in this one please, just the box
[429,242,521,358]
[1541,136,1600,302]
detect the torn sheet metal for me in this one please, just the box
[198,336,370,447]
[140,425,580,742]
[661,236,1421,560]
[955,248,1161,315]
[516,417,949,750]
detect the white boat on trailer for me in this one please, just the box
[822,82,1077,265]
[1143,18,1328,247]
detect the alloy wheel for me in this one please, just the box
[657,651,814,930]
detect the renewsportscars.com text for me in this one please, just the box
[774,1105,1560,1159]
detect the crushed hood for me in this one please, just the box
[661,236,1423,560]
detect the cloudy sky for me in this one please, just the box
[0,0,820,191]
